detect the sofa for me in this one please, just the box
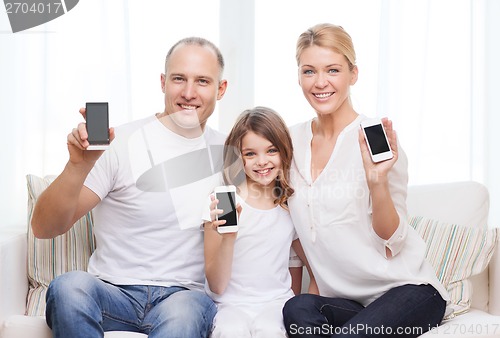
[407,182,500,337]
[0,179,499,337]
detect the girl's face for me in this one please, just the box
[240,131,282,188]
[298,45,358,116]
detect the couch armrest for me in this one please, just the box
[489,235,500,315]
[0,228,28,324]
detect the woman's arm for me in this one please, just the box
[358,118,399,240]
[359,118,409,258]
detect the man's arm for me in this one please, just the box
[31,164,100,239]
[31,108,114,239]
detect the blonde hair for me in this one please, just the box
[296,23,356,71]
[222,107,294,209]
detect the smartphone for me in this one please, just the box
[214,185,238,233]
[360,118,393,163]
[85,102,110,150]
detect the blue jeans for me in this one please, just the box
[283,284,446,338]
[46,271,216,338]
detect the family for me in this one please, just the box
[31,23,449,338]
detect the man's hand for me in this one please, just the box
[66,108,115,168]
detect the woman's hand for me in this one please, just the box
[358,117,401,242]
[358,117,398,187]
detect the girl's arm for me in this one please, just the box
[203,196,240,295]
[204,222,237,295]
[289,267,303,295]
[291,239,318,294]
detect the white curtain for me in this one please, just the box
[0,0,220,227]
[254,0,475,183]
[253,0,499,227]
[1,0,498,228]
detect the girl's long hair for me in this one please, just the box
[222,106,294,209]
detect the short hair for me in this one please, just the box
[165,37,225,78]
[296,23,356,71]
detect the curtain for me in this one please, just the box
[0,0,220,227]
[1,0,498,228]
[253,0,499,227]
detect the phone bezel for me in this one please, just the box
[86,102,110,150]
[360,118,394,163]
[214,185,238,234]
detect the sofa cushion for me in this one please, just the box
[420,308,500,337]
[26,174,96,316]
[409,216,499,318]
[1,315,147,338]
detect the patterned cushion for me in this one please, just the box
[26,174,95,316]
[409,216,499,318]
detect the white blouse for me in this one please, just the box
[288,115,449,306]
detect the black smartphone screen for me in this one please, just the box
[364,124,390,154]
[86,102,109,145]
[216,191,237,226]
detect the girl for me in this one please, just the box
[204,106,314,338]
[282,23,449,338]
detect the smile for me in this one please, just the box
[254,168,272,175]
[313,92,333,99]
[179,104,198,110]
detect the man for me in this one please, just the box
[31,37,228,338]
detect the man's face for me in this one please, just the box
[161,44,227,135]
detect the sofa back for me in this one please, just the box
[407,181,490,312]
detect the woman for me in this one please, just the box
[282,23,449,338]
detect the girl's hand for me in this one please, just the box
[208,195,242,235]
[358,117,398,186]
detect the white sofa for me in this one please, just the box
[407,182,500,338]
[0,233,146,338]
[0,181,499,337]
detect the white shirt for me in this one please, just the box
[85,115,225,289]
[288,115,449,306]
[206,195,296,306]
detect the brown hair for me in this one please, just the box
[223,106,294,209]
[296,23,356,71]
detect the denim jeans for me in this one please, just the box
[46,271,216,338]
[283,284,446,338]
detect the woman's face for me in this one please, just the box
[298,45,358,116]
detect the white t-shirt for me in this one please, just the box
[205,195,296,306]
[288,115,449,306]
[84,115,225,290]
